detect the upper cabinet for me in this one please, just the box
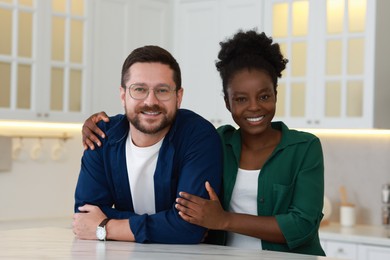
[264,0,390,129]
[173,0,263,127]
[0,0,93,122]
[91,0,173,116]
[0,0,172,122]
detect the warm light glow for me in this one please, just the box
[327,0,345,34]
[292,1,309,36]
[348,0,366,32]
[299,128,390,137]
[0,120,82,130]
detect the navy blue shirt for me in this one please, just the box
[74,109,223,243]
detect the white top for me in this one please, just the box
[126,132,164,215]
[226,168,262,250]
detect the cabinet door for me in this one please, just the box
[263,0,315,128]
[46,0,93,122]
[358,244,390,260]
[87,0,173,117]
[0,0,92,122]
[218,0,263,126]
[264,0,376,129]
[326,240,358,259]
[174,0,262,127]
[0,0,40,120]
[174,0,222,125]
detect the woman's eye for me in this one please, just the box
[234,97,247,103]
[259,95,270,101]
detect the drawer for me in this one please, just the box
[325,240,358,259]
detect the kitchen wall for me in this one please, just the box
[0,127,389,226]
[0,129,83,222]
[318,133,390,226]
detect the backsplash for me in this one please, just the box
[318,133,390,226]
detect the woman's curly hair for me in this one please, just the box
[216,29,288,97]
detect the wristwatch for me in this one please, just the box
[96,218,110,241]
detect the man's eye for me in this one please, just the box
[156,88,169,94]
[134,87,147,93]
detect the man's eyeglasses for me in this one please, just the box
[127,84,177,101]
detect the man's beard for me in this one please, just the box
[127,105,176,134]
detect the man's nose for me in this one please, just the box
[143,89,159,105]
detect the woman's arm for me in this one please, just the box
[175,182,286,243]
[82,111,110,150]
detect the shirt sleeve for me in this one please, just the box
[275,137,324,249]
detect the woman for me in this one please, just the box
[175,30,325,256]
[82,30,325,256]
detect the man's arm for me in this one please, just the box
[73,204,135,241]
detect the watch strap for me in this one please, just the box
[99,218,110,227]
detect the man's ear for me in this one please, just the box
[224,96,231,112]
[176,87,184,108]
[120,86,126,107]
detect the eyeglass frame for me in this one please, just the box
[126,83,178,101]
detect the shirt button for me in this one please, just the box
[259,198,264,203]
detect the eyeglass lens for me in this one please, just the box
[129,84,175,101]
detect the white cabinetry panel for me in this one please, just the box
[358,244,390,260]
[263,0,390,129]
[92,0,172,116]
[173,0,263,127]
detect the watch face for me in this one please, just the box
[96,226,106,240]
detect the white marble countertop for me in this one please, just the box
[0,217,341,259]
[319,222,390,247]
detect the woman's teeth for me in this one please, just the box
[247,116,264,122]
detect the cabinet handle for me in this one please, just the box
[314,120,320,124]
[307,120,312,124]
[337,248,344,254]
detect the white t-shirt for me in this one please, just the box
[226,168,262,250]
[126,132,164,215]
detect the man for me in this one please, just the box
[73,45,223,243]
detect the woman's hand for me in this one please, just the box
[82,111,109,150]
[175,181,228,230]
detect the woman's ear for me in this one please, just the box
[224,96,231,112]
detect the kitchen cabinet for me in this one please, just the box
[320,223,390,260]
[91,0,173,116]
[0,0,93,123]
[173,0,263,127]
[263,0,390,129]
[0,0,173,122]
[321,240,358,259]
[321,240,390,260]
[358,244,390,260]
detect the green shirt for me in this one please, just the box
[217,121,325,256]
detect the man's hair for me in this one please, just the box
[121,45,182,90]
[215,29,288,97]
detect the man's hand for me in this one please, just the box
[175,181,228,230]
[72,204,107,240]
[82,111,109,150]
